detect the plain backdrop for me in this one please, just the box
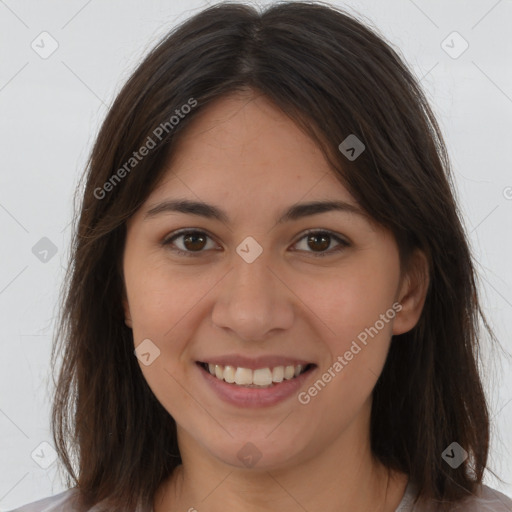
[0,0,511,509]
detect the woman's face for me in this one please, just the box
[122,91,426,471]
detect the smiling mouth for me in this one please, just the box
[196,361,316,388]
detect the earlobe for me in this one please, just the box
[392,249,430,336]
[123,298,133,329]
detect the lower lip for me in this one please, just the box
[196,363,316,408]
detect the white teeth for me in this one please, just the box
[272,366,284,383]
[284,365,295,380]
[234,367,253,385]
[253,368,273,386]
[224,365,236,383]
[204,363,307,386]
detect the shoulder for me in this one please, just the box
[7,488,82,512]
[6,489,151,512]
[451,484,512,512]
[401,481,512,511]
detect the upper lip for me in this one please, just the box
[197,354,315,370]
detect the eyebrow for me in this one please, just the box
[144,198,367,224]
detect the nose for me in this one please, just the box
[211,250,295,343]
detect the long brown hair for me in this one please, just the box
[51,2,503,510]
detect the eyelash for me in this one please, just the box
[161,229,350,258]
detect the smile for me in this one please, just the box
[198,361,314,388]
[195,359,317,408]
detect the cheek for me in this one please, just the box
[125,268,201,418]
[309,259,400,343]
[125,263,224,371]
[302,252,399,403]
[124,244,191,331]
[127,277,190,353]
[123,246,181,355]
[297,284,397,433]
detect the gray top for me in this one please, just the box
[8,480,512,511]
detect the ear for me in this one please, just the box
[123,298,133,328]
[122,290,133,329]
[392,248,430,335]
[119,264,133,328]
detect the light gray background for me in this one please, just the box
[1,0,511,509]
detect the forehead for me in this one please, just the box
[148,91,356,207]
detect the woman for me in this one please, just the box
[11,2,512,511]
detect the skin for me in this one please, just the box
[122,90,429,512]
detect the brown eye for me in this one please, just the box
[182,232,207,251]
[294,230,350,257]
[162,230,216,256]
[306,233,330,252]
[162,229,349,258]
